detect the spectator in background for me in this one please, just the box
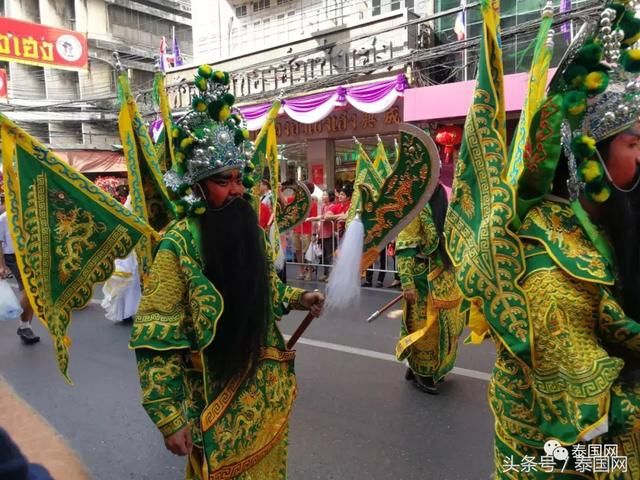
[307,190,336,282]
[325,185,352,243]
[293,182,318,281]
[259,179,273,208]
[0,195,39,345]
[363,249,387,288]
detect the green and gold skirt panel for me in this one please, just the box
[197,346,296,480]
[396,254,464,382]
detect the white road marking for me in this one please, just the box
[284,336,491,382]
[7,279,491,382]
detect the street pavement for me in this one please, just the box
[0,278,496,480]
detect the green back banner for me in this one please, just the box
[277,181,312,233]
[359,123,440,272]
[444,0,532,366]
[1,114,153,381]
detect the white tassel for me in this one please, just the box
[270,223,286,271]
[274,243,286,271]
[325,217,364,311]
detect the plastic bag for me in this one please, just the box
[0,278,22,321]
[313,242,323,261]
[304,241,318,264]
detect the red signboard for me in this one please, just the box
[0,68,6,97]
[0,17,88,70]
[311,164,324,186]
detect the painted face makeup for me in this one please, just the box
[201,169,245,209]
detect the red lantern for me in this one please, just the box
[435,125,463,164]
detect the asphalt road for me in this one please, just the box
[0,279,496,480]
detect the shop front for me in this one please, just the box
[240,75,407,191]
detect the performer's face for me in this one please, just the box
[202,169,245,208]
[599,125,640,319]
[605,124,640,189]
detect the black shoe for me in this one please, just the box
[376,281,384,288]
[362,281,372,287]
[414,375,439,395]
[404,368,415,381]
[17,327,40,345]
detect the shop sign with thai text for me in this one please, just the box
[274,104,402,143]
[0,17,88,70]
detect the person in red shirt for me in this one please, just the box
[307,190,336,281]
[258,201,271,231]
[324,185,352,242]
[292,182,318,281]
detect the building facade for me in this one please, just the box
[167,0,423,188]
[0,0,192,160]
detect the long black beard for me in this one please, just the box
[600,184,640,321]
[200,197,269,380]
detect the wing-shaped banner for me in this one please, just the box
[359,123,440,273]
[117,74,175,275]
[347,141,384,223]
[1,114,154,381]
[277,181,311,233]
[152,72,176,175]
[444,0,532,366]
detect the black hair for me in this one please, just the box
[429,183,452,267]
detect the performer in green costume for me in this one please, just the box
[396,184,464,394]
[130,67,324,480]
[445,1,640,478]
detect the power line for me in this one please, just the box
[1,0,603,117]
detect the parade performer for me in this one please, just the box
[129,66,324,479]
[325,125,441,311]
[100,196,142,323]
[445,0,640,477]
[396,184,463,394]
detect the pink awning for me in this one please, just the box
[240,74,408,131]
[56,150,126,173]
[404,69,556,123]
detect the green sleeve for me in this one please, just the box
[598,288,640,357]
[270,262,305,318]
[397,248,418,290]
[135,348,187,437]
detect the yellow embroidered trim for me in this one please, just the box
[111,271,132,278]
[158,411,186,437]
[427,265,444,282]
[208,417,288,480]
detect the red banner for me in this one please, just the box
[311,164,324,185]
[0,68,6,97]
[0,17,87,70]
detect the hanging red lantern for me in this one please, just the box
[435,125,463,164]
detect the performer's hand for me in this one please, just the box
[301,290,325,317]
[403,288,417,305]
[164,426,193,456]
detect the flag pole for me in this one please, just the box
[463,0,468,82]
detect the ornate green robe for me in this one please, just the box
[492,199,640,479]
[130,218,306,480]
[395,205,464,382]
